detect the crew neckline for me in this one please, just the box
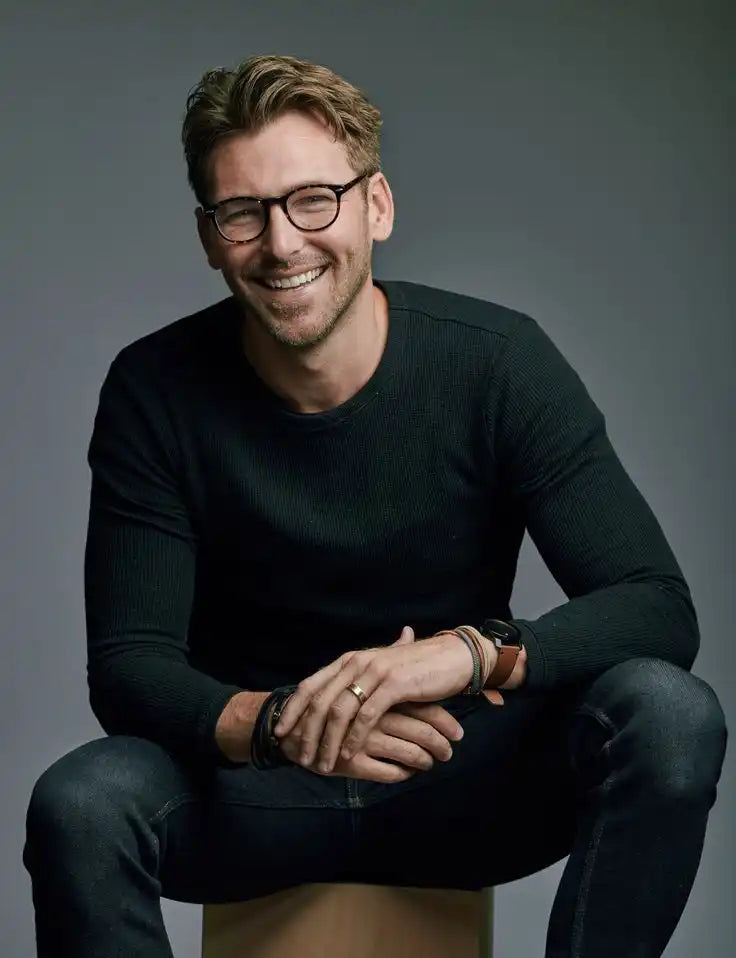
[225,278,407,429]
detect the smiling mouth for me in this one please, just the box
[256,265,329,291]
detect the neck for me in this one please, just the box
[241,282,389,414]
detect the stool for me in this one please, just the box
[202,883,494,957]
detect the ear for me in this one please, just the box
[367,172,394,243]
[195,207,224,270]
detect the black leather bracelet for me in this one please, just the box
[250,685,298,770]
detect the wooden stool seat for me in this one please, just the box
[202,883,494,957]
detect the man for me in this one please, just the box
[24,53,726,957]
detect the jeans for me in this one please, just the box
[23,657,727,958]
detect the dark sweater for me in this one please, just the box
[84,279,698,766]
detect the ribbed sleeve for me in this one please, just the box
[487,314,699,688]
[85,352,242,765]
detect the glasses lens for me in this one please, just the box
[215,199,265,241]
[287,187,338,230]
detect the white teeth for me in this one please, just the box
[262,267,326,289]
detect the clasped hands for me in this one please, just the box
[273,625,500,782]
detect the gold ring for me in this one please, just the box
[346,682,367,704]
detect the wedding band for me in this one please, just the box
[346,682,367,704]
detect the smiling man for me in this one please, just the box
[24,54,727,957]
[195,108,392,413]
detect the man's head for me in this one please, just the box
[183,54,393,350]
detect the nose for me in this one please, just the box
[259,203,304,260]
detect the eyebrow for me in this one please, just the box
[213,178,337,205]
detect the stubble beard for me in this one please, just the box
[235,241,373,351]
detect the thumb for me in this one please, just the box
[393,625,415,646]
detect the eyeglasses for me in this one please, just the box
[203,171,374,244]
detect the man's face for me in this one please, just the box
[197,111,393,350]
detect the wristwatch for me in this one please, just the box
[480,618,524,687]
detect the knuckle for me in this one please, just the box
[358,703,376,723]
[423,730,445,751]
[407,744,431,767]
[368,660,389,682]
[307,694,326,715]
[328,700,346,719]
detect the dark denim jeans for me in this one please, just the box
[24,657,727,958]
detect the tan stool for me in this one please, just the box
[202,883,494,957]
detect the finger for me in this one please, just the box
[340,682,402,761]
[376,711,454,762]
[286,629,410,745]
[394,701,465,742]
[274,651,355,736]
[392,625,415,646]
[311,689,363,772]
[366,730,435,771]
[345,752,416,784]
[310,637,413,770]
[295,657,369,767]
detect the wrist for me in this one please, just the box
[215,690,269,763]
[479,635,500,676]
[479,618,525,689]
[502,644,528,689]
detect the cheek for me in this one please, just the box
[220,250,255,280]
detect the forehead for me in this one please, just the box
[206,111,355,201]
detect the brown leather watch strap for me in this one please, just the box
[485,644,521,688]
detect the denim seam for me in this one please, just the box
[149,792,198,827]
[568,704,620,957]
[213,798,348,810]
[573,704,617,735]
[570,779,609,957]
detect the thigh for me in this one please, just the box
[349,691,581,890]
[26,735,356,905]
[166,759,357,903]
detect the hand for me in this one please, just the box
[278,700,464,783]
[274,625,485,773]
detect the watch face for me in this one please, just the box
[481,618,521,645]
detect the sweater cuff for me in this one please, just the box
[198,684,249,767]
[512,620,548,689]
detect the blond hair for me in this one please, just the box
[182,54,382,205]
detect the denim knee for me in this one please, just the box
[24,736,185,869]
[571,657,727,803]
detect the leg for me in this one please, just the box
[23,735,354,958]
[546,657,727,958]
[348,688,584,890]
[350,660,726,957]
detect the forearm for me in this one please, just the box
[88,652,244,766]
[515,576,698,690]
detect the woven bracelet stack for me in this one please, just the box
[432,625,492,694]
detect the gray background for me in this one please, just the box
[2,1,733,955]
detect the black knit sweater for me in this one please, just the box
[84,279,698,765]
